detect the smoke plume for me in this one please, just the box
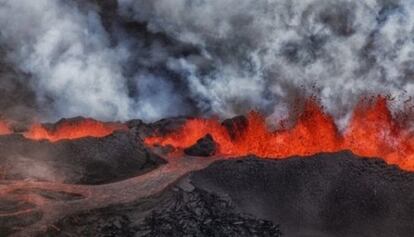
[1,0,414,125]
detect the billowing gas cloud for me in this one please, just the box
[1,0,414,125]
[118,0,414,125]
[0,0,136,121]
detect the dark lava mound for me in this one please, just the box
[38,151,414,237]
[190,151,414,237]
[0,118,164,185]
[184,134,218,157]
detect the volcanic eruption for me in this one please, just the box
[2,0,414,237]
[23,118,127,142]
[146,96,414,171]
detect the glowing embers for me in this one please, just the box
[24,118,126,142]
[145,97,414,171]
[0,121,11,135]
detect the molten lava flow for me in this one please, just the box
[145,97,414,171]
[24,118,126,142]
[0,121,11,135]
[343,98,400,160]
[145,100,342,157]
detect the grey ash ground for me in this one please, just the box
[1,118,414,236]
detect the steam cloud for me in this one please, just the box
[1,0,414,125]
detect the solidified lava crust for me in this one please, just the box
[1,117,414,237]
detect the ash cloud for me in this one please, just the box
[0,0,134,122]
[1,0,414,124]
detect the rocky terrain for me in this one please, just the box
[0,130,164,185]
[27,151,414,237]
[1,118,414,236]
[43,185,282,237]
[190,152,414,237]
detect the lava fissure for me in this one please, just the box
[22,118,127,142]
[146,97,414,171]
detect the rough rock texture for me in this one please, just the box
[137,187,281,237]
[32,151,414,237]
[38,116,125,131]
[0,156,216,237]
[0,131,164,185]
[42,184,281,237]
[184,134,217,157]
[3,115,414,237]
[221,115,248,140]
[42,212,135,237]
[126,117,190,139]
[190,152,414,237]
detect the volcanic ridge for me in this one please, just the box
[1,98,414,236]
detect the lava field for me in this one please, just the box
[5,1,414,236]
[0,116,413,237]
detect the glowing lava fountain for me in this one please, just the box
[146,97,414,171]
[24,118,126,142]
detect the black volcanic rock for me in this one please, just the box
[0,131,164,185]
[222,115,248,140]
[135,187,281,237]
[39,116,123,131]
[31,151,414,237]
[190,151,414,237]
[184,134,217,157]
[43,185,282,237]
[42,211,135,237]
[126,117,191,140]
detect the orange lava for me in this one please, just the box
[145,97,414,171]
[0,121,11,135]
[24,118,126,142]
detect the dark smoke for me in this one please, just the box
[1,0,414,126]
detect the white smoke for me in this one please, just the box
[118,0,414,125]
[0,0,132,120]
[1,0,414,124]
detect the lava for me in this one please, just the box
[0,120,11,135]
[24,118,126,142]
[145,97,414,171]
